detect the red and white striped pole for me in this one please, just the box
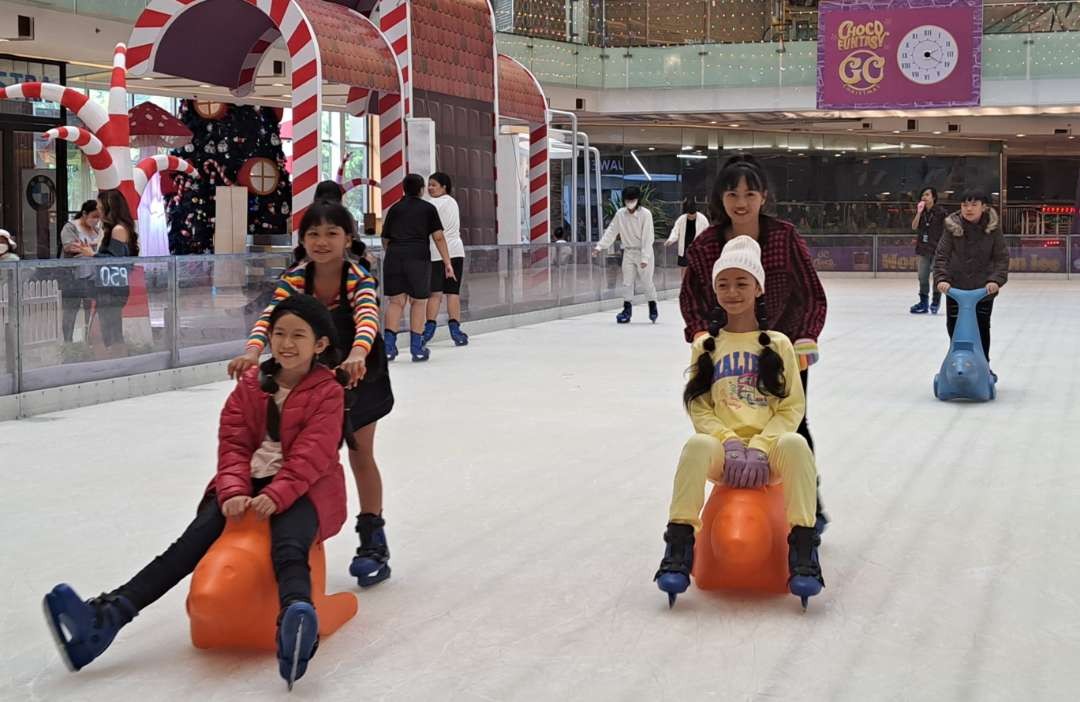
[43,127,121,191]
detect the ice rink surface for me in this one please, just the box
[3,278,1079,701]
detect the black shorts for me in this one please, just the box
[430,257,465,295]
[383,251,431,299]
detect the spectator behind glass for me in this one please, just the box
[59,200,104,342]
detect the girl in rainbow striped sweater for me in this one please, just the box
[229,198,395,587]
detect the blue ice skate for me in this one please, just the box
[421,320,437,347]
[448,319,469,346]
[277,601,319,690]
[654,523,694,608]
[787,526,824,611]
[384,330,399,362]
[933,288,996,402]
[349,513,391,587]
[42,584,136,671]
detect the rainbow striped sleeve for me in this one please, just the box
[246,266,307,353]
[346,262,379,355]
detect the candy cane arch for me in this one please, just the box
[336,151,380,195]
[43,127,121,191]
[129,0,404,231]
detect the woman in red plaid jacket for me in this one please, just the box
[679,155,829,526]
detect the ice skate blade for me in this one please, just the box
[287,619,303,691]
[42,593,78,673]
[800,596,808,611]
[667,592,677,608]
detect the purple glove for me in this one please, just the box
[743,448,770,489]
[722,439,747,488]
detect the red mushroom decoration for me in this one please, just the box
[128,101,193,149]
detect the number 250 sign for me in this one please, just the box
[99,266,129,288]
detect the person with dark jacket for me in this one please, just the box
[42,295,347,686]
[933,190,1009,365]
[910,187,947,314]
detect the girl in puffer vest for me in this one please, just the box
[43,295,347,688]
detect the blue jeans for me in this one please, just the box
[917,255,940,304]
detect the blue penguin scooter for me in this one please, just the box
[933,288,996,402]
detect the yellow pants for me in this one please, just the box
[668,433,818,532]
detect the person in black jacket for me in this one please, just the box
[933,190,1009,366]
[910,187,947,314]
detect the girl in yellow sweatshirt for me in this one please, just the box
[655,235,824,607]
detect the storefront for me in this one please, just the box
[0,55,67,260]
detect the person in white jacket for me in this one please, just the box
[666,198,709,273]
[593,185,659,324]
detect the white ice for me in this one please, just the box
[2,278,1079,701]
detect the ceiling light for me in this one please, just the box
[932,130,942,135]
[1016,133,1026,137]
[728,123,740,128]
[1069,135,1076,140]
[141,77,154,81]
[648,147,655,151]
[709,121,717,124]
[892,130,900,134]
[681,145,693,151]
[199,84,211,88]
[629,149,653,181]
[273,82,285,87]
[677,154,708,160]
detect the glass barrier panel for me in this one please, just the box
[873,235,919,273]
[18,258,174,392]
[554,244,602,305]
[0,263,16,396]
[1073,238,1080,275]
[457,247,513,322]
[510,245,561,314]
[1006,236,1067,274]
[804,235,876,273]
[176,253,292,366]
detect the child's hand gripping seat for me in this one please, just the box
[187,512,357,650]
[692,483,790,593]
[934,288,996,402]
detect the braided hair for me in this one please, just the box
[683,296,789,409]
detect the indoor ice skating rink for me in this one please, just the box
[3,278,1079,701]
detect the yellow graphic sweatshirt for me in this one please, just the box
[687,330,806,454]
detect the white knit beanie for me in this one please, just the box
[712,235,765,291]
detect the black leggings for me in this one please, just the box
[945,297,994,361]
[113,477,318,612]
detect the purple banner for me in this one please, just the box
[817,0,982,110]
[809,243,1069,273]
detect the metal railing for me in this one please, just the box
[0,243,683,397]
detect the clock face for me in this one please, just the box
[897,25,959,85]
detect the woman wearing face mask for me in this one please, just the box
[593,185,659,324]
[59,200,104,342]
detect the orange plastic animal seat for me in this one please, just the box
[692,483,790,594]
[187,512,358,650]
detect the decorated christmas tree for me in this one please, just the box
[167,100,292,254]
